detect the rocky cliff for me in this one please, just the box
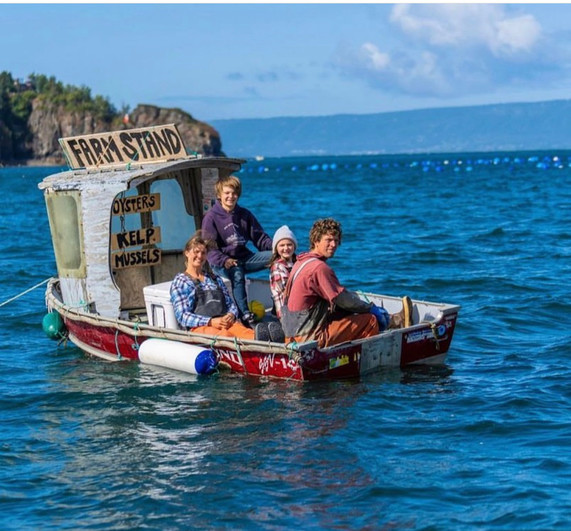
[5,102,223,166]
[128,105,222,158]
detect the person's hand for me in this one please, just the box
[210,313,235,330]
[209,317,223,330]
[224,258,238,269]
[219,313,235,329]
[371,304,390,331]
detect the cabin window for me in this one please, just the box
[150,179,196,249]
[45,191,86,277]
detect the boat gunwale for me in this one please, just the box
[45,278,316,355]
[46,278,459,358]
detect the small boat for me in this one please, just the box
[39,124,460,381]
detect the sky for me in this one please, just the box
[3,3,571,122]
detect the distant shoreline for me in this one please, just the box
[212,99,571,158]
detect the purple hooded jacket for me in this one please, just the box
[201,201,272,267]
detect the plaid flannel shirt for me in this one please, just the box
[170,272,238,329]
[269,259,294,318]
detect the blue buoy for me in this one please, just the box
[194,349,218,375]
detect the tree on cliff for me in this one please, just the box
[0,71,223,165]
[0,71,33,159]
[0,71,120,161]
[28,73,117,121]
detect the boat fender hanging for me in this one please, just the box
[138,338,218,375]
[42,312,65,340]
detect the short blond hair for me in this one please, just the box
[215,175,242,199]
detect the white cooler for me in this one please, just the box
[143,278,234,330]
[143,281,179,329]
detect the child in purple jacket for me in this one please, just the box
[201,175,272,327]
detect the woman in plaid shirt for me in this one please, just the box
[170,233,254,339]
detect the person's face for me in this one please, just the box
[276,239,295,260]
[314,232,339,259]
[185,243,207,269]
[219,185,239,212]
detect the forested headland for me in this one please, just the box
[0,72,222,165]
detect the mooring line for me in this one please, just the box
[0,278,51,308]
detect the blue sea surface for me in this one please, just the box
[0,152,570,530]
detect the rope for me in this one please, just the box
[0,278,51,308]
[57,333,69,347]
[209,336,219,349]
[115,329,123,360]
[132,322,140,351]
[357,290,371,303]
[285,341,304,373]
[208,336,224,367]
[284,342,303,381]
[285,341,298,360]
[233,337,246,373]
[429,323,441,351]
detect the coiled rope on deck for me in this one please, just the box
[0,278,51,308]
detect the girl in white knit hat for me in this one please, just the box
[269,225,298,319]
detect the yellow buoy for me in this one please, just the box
[248,300,265,321]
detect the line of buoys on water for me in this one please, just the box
[241,153,571,174]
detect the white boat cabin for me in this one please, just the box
[38,124,246,321]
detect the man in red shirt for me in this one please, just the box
[281,218,411,347]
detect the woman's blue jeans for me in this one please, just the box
[212,251,272,317]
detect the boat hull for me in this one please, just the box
[49,283,458,381]
[39,150,460,382]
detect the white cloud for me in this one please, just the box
[349,43,451,95]
[390,4,541,58]
[494,15,541,55]
[360,42,390,70]
[335,3,553,99]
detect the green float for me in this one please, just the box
[42,312,65,340]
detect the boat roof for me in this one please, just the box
[38,156,246,191]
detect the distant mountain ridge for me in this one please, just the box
[212,100,571,158]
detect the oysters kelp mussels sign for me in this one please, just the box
[111,193,162,270]
[59,124,187,170]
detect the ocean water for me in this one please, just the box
[1,151,570,530]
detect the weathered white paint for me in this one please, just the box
[39,157,247,318]
[81,181,126,317]
[58,277,89,311]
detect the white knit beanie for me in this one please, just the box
[272,225,297,254]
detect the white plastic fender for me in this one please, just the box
[138,338,218,375]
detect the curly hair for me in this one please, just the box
[309,218,342,250]
[215,175,242,199]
